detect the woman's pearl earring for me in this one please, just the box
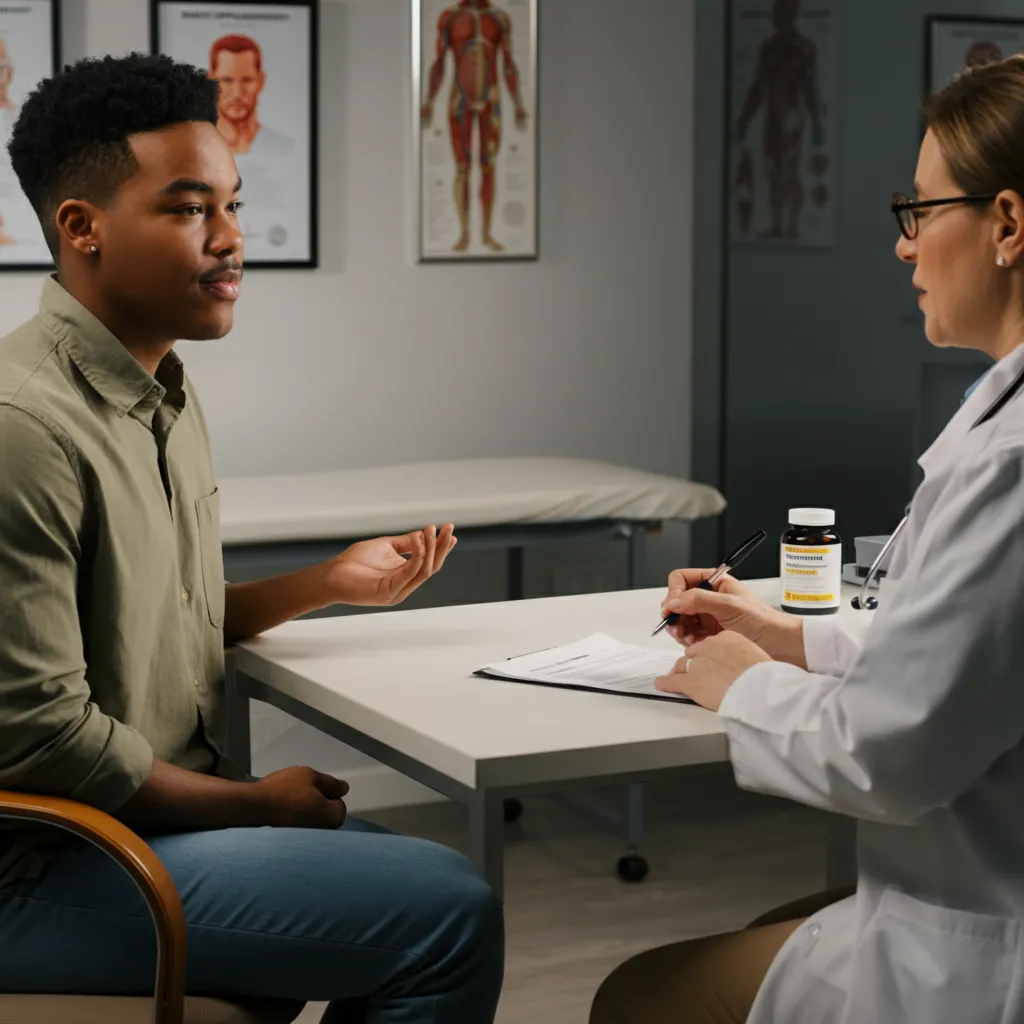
[89,245,98,255]
[997,255,1007,267]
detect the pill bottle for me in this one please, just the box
[781,508,841,615]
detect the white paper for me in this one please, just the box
[479,632,688,701]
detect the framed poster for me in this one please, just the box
[926,16,1024,95]
[728,0,839,248]
[151,0,318,268]
[0,0,60,271]
[413,0,537,262]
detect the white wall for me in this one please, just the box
[0,0,698,808]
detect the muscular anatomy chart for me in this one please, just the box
[416,0,537,260]
[729,0,838,248]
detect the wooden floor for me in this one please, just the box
[295,768,828,1023]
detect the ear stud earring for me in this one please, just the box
[997,255,1007,267]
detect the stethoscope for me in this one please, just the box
[852,362,1024,611]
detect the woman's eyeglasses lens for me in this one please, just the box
[892,193,917,240]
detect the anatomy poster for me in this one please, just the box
[927,18,1024,95]
[0,0,59,269]
[729,0,839,248]
[415,0,537,261]
[153,0,317,267]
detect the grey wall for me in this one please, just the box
[694,0,1011,578]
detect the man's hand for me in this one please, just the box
[223,525,457,644]
[655,632,772,711]
[116,757,347,833]
[253,766,348,829]
[661,568,806,668]
[323,523,457,607]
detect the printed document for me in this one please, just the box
[475,632,691,703]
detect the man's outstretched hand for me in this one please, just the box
[323,523,457,607]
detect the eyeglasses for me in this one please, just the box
[891,191,998,240]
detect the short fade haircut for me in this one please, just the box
[6,52,218,257]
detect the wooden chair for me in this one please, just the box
[0,790,305,1024]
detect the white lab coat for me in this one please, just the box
[719,340,1024,1024]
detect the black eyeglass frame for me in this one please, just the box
[891,192,998,240]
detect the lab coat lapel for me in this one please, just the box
[918,345,1024,481]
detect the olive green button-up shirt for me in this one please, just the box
[0,277,235,888]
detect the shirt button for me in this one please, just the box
[181,587,189,604]
[808,923,822,939]
[193,675,200,689]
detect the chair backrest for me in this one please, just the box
[0,791,186,1024]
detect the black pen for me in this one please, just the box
[651,529,768,636]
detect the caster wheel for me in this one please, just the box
[503,798,524,823]
[617,853,649,882]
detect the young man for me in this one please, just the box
[0,53,503,1022]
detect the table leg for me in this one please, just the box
[825,813,858,889]
[507,548,525,601]
[468,791,506,900]
[224,665,252,778]
[625,524,647,590]
[626,783,644,848]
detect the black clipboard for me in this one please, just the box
[472,660,695,705]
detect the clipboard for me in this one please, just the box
[472,633,695,704]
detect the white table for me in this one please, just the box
[227,580,863,896]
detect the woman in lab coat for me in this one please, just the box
[591,55,1024,1024]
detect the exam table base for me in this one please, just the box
[222,519,653,606]
[226,671,856,899]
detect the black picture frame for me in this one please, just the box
[0,0,62,273]
[150,0,319,270]
[924,15,1024,100]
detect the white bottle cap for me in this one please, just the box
[788,507,835,527]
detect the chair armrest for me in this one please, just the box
[0,791,185,1024]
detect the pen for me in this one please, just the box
[651,529,768,636]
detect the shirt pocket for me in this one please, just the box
[194,489,225,630]
[842,888,1019,1024]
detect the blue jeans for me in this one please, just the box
[0,818,504,1023]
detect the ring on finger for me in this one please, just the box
[684,656,694,674]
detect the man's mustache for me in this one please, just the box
[198,261,243,284]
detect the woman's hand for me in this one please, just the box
[661,568,806,668]
[655,632,772,711]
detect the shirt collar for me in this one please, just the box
[918,342,1024,477]
[37,275,185,421]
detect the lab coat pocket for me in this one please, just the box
[195,489,226,629]
[843,888,1018,1024]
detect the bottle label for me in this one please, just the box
[781,542,841,610]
